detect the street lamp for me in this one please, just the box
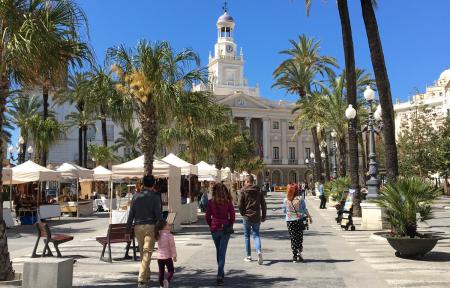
[8,137,32,164]
[26,145,34,160]
[363,86,379,200]
[330,130,338,179]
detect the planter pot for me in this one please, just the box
[375,232,443,258]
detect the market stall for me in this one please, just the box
[162,153,199,224]
[196,161,219,182]
[56,163,94,217]
[11,161,61,224]
[91,166,114,211]
[112,156,182,230]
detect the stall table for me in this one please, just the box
[2,208,15,228]
[39,204,61,219]
[111,210,129,224]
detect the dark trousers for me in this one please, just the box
[211,230,231,278]
[320,195,327,209]
[158,258,174,286]
[287,220,305,256]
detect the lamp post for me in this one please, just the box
[330,130,338,179]
[8,137,33,164]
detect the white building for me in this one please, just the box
[394,69,450,137]
[193,8,314,185]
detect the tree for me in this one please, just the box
[273,35,337,183]
[9,95,42,163]
[29,115,63,165]
[55,72,91,166]
[23,0,91,166]
[108,40,204,175]
[360,0,399,183]
[88,144,118,167]
[115,125,141,161]
[434,117,450,194]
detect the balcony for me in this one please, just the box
[288,159,298,165]
[272,159,282,165]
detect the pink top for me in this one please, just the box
[205,199,235,232]
[157,230,177,260]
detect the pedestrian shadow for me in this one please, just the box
[172,268,297,287]
[264,258,353,266]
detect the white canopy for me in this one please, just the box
[162,153,198,175]
[56,163,93,180]
[12,160,60,183]
[196,161,219,182]
[220,167,232,182]
[92,165,112,181]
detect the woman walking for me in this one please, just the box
[206,183,236,286]
[282,184,312,263]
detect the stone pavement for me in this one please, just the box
[6,193,450,287]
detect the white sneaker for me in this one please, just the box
[244,256,252,262]
[258,252,263,265]
[163,279,169,288]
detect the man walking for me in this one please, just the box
[127,175,162,288]
[319,182,326,209]
[239,175,267,265]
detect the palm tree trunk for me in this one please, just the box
[78,128,83,166]
[41,85,50,166]
[360,0,398,183]
[311,127,323,182]
[0,73,15,281]
[83,127,88,168]
[20,138,27,164]
[101,115,107,147]
[338,137,347,177]
[321,129,330,181]
[140,104,157,175]
[338,0,361,216]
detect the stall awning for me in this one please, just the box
[56,163,94,180]
[196,161,219,182]
[12,160,60,183]
[112,155,181,179]
[92,165,112,181]
[162,153,198,175]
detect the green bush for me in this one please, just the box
[324,177,350,202]
[375,177,440,238]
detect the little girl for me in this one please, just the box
[155,220,177,288]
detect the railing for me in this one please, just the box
[288,159,298,165]
[272,159,282,165]
[218,55,242,61]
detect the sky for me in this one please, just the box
[8,0,450,148]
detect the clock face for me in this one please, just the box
[226,45,233,53]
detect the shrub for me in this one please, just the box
[325,177,350,202]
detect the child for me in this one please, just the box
[155,220,177,288]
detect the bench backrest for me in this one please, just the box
[36,222,51,239]
[107,223,133,241]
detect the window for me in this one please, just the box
[305,148,311,159]
[272,121,279,130]
[273,147,280,160]
[86,125,96,141]
[106,125,115,141]
[288,122,295,130]
[289,147,296,160]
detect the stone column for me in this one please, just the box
[263,118,269,162]
[281,120,288,164]
[245,117,251,128]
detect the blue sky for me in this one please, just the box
[78,0,450,103]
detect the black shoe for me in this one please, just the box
[293,255,298,263]
[298,253,304,262]
[216,277,224,286]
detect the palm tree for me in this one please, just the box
[273,35,338,183]
[88,144,118,168]
[360,0,398,183]
[108,40,204,175]
[115,125,141,161]
[87,65,132,147]
[64,108,96,167]
[9,95,42,163]
[54,72,91,166]
[29,115,63,165]
[23,0,91,166]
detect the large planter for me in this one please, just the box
[376,232,443,258]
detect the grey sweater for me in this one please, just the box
[126,189,162,232]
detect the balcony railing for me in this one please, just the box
[272,159,282,165]
[288,159,298,165]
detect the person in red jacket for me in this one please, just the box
[206,183,235,286]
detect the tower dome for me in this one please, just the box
[217,11,235,28]
[438,69,450,86]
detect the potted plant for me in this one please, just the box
[375,177,443,258]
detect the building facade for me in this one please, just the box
[193,9,313,185]
[394,69,450,137]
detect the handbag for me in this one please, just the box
[223,223,235,235]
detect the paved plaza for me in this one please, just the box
[7,192,450,287]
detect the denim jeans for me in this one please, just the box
[211,230,231,278]
[242,219,261,257]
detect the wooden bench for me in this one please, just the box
[96,223,136,263]
[31,222,74,258]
